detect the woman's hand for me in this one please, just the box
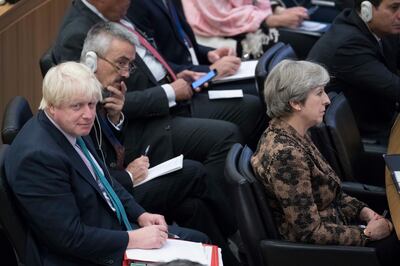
[364,218,393,241]
[359,207,380,222]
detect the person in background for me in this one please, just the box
[251,59,400,266]
[308,0,400,142]
[182,0,308,58]
[4,61,207,266]
[82,21,240,266]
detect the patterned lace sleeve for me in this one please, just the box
[269,145,366,246]
[337,190,368,222]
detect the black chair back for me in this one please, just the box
[224,144,267,266]
[268,44,297,71]
[2,96,33,145]
[255,43,298,105]
[39,47,56,77]
[255,42,285,93]
[238,145,280,240]
[0,144,27,266]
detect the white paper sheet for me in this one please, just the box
[298,21,328,32]
[134,155,183,187]
[213,60,257,83]
[208,90,243,99]
[126,239,209,264]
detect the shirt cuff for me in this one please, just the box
[125,169,133,183]
[161,84,177,108]
[107,112,125,130]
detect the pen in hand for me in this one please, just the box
[143,145,150,157]
[167,232,180,239]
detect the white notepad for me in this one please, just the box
[134,154,183,187]
[126,239,209,264]
[208,90,243,99]
[213,60,257,83]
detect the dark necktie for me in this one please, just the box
[76,137,132,230]
[119,23,177,81]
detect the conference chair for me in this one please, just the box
[225,143,381,266]
[1,96,33,145]
[0,144,29,266]
[323,92,386,187]
[255,42,297,103]
[39,47,56,77]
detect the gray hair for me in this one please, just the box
[80,21,139,61]
[39,62,102,109]
[264,59,330,118]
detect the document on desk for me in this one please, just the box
[134,155,183,187]
[298,21,329,32]
[383,154,400,192]
[125,239,220,265]
[213,60,257,84]
[208,89,243,99]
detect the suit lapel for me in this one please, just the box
[75,0,103,25]
[37,111,110,203]
[349,10,390,65]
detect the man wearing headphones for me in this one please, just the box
[308,0,400,142]
[81,22,241,266]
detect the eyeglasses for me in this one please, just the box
[97,54,136,74]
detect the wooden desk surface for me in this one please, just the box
[386,115,400,240]
[0,3,13,16]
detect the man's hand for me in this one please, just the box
[176,70,206,92]
[126,156,149,185]
[210,56,241,78]
[127,225,168,249]
[103,81,126,125]
[207,47,236,63]
[170,79,193,101]
[137,212,168,227]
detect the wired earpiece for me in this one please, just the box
[85,51,98,72]
[360,1,373,23]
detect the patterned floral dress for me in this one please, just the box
[251,118,368,246]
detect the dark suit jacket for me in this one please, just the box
[308,9,400,135]
[127,0,213,73]
[52,0,175,164]
[4,111,145,266]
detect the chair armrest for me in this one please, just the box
[260,240,380,266]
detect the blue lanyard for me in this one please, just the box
[167,1,192,49]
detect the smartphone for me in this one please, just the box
[102,88,112,99]
[307,5,319,16]
[191,69,217,89]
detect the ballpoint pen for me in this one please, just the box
[143,145,150,156]
[167,232,180,239]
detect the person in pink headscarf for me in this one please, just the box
[182,0,308,58]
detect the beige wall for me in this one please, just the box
[0,0,71,141]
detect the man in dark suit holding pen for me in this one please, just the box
[4,61,207,266]
[82,22,241,266]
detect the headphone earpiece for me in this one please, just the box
[360,1,373,23]
[85,51,98,72]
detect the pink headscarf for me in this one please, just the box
[182,0,273,37]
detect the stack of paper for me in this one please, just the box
[134,155,184,187]
[125,239,222,265]
[213,60,258,84]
